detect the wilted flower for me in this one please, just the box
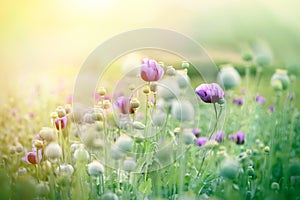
[217,65,241,89]
[195,83,224,104]
[255,94,265,104]
[171,100,194,122]
[233,98,244,106]
[196,137,208,147]
[140,58,164,82]
[114,96,134,115]
[87,160,104,176]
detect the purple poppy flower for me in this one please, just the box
[113,96,134,115]
[256,94,265,104]
[196,137,208,146]
[228,134,235,141]
[22,150,42,164]
[55,116,67,130]
[233,98,244,106]
[269,106,274,113]
[215,131,225,143]
[195,83,224,104]
[192,128,201,137]
[236,131,246,145]
[140,58,164,82]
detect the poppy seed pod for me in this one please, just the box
[271,69,290,91]
[171,100,194,122]
[123,157,137,172]
[101,192,119,200]
[219,159,240,179]
[56,164,74,176]
[87,160,104,176]
[182,131,195,145]
[115,136,133,152]
[44,143,62,160]
[39,127,55,143]
[217,65,241,90]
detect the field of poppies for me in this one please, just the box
[1,54,300,200]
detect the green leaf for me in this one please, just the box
[138,178,152,195]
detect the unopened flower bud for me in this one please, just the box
[34,140,44,149]
[182,61,189,69]
[98,87,106,96]
[271,182,280,190]
[247,166,255,177]
[143,86,150,94]
[264,146,270,154]
[56,106,66,118]
[150,82,158,93]
[130,98,140,109]
[166,66,177,76]
[103,100,111,109]
[50,112,58,119]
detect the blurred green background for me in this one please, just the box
[1,0,300,104]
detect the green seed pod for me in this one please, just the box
[219,159,240,180]
[115,136,133,152]
[87,161,104,176]
[182,130,195,145]
[101,192,119,200]
[270,69,290,90]
[123,157,137,172]
[217,64,241,90]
